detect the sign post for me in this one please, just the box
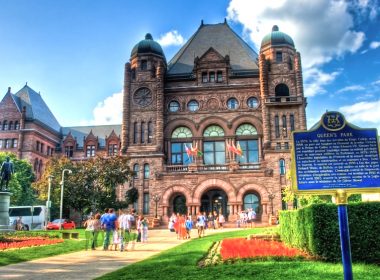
[291,111,380,280]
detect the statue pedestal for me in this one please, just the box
[0,192,13,232]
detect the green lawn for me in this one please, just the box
[97,228,380,280]
[0,229,87,266]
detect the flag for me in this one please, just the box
[184,144,192,157]
[236,141,243,157]
[191,143,203,157]
[229,141,243,157]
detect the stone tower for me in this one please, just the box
[259,25,307,149]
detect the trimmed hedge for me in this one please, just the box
[280,202,380,262]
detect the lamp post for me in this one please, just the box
[59,169,72,230]
[151,194,160,218]
[45,175,54,230]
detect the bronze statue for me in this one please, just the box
[0,156,14,191]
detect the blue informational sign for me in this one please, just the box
[292,111,380,193]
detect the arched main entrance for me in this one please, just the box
[200,189,228,218]
[172,194,187,215]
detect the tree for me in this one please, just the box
[34,155,134,219]
[125,187,139,207]
[0,152,36,206]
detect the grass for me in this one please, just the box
[0,229,87,266]
[97,228,380,280]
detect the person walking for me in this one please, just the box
[185,216,193,239]
[103,208,117,250]
[196,212,206,238]
[119,209,135,251]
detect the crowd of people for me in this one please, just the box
[83,208,148,251]
[168,210,237,240]
[83,208,258,251]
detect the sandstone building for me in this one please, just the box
[0,22,307,223]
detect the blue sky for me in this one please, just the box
[0,0,379,131]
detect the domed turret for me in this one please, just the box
[131,33,165,58]
[261,25,294,49]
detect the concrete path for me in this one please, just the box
[0,228,242,280]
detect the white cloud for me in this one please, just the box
[303,68,341,97]
[157,30,185,47]
[372,79,380,85]
[370,41,380,49]
[84,92,123,125]
[339,100,380,130]
[336,85,365,94]
[227,0,366,68]
[226,0,367,98]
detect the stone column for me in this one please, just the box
[295,52,307,130]
[259,53,271,147]
[155,62,165,152]
[121,63,131,154]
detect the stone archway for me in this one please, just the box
[193,178,237,204]
[161,185,192,219]
[236,183,269,222]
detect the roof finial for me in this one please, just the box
[25,82,28,86]
[272,25,279,32]
[201,19,204,26]
[224,18,227,24]
[7,87,11,93]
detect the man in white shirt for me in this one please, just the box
[119,209,135,251]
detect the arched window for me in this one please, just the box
[275,116,280,138]
[236,124,257,136]
[148,121,153,143]
[3,120,7,130]
[38,159,43,173]
[290,114,295,131]
[34,158,38,172]
[275,83,290,97]
[14,121,20,130]
[203,125,225,165]
[8,121,13,130]
[141,122,145,143]
[171,127,193,165]
[243,193,260,213]
[279,159,286,175]
[133,164,139,179]
[172,127,192,138]
[133,122,138,144]
[203,125,224,137]
[236,124,259,163]
[282,115,287,137]
[143,164,150,179]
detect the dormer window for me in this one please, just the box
[86,145,95,157]
[141,60,148,70]
[202,72,208,83]
[276,51,283,62]
[217,71,223,82]
[209,72,215,82]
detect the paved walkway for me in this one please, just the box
[0,228,242,280]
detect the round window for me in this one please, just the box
[169,100,180,112]
[227,98,238,110]
[247,97,259,109]
[187,100,199,112]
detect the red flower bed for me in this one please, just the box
[0,236,64,250]
[220,238,306,260]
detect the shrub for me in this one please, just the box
[280,202,380,263]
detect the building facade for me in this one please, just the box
[0,22,307,223]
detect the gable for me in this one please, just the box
[0,91,22,119]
